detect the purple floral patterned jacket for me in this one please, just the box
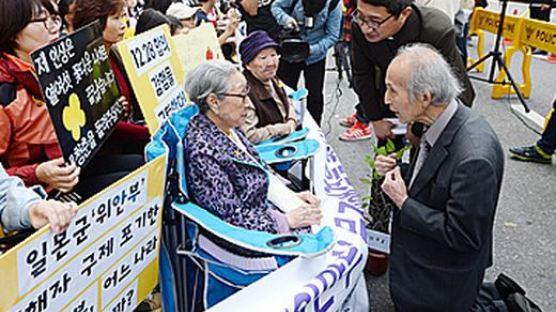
[184,113,289,233]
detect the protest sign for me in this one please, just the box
[172,23,223,75]
[31,21,122,168]
[0,155,167,312]
[117,25,186,134]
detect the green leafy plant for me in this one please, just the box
[360,139,410,233]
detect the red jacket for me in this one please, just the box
[0,53,61,186]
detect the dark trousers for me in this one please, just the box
[355,103,370,123]
[537,98,556,155]
[529,6,551,22]
[277,58,326,125]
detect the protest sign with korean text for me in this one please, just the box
[31,21,122,168]
[0,155,167,312]
[116,25,186,134]
[172,22,223,75]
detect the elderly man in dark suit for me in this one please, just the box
[376,43,505,311]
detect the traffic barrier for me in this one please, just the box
[468,8,556,99]
[503,8,520,46]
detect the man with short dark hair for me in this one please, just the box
[376,44,504,310]
[339,0,475,142]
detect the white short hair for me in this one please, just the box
[396,43,462,106]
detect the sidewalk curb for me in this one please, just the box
[510,104,545,134]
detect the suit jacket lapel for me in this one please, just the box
[409,104,470,196]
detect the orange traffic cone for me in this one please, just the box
[544,53,556,64]
[503,9,519,46]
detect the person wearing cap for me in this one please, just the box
[166,2,199,31]
[239,31,298,144]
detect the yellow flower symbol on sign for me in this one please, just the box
[63,93,86,141]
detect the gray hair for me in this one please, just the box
[184,60,239,113]
[396,43,462,106]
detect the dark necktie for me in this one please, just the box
[409,140,431,188]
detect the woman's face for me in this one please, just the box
[210,71,250,130]
[246,47,279,82]
[14,8,61,57]
[180,16,196,30]
[103,9,126,45]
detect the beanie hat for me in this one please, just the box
[239,30,280,65]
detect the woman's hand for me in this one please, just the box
[36,158,80,193]
[29,200,78,233]
[285,191,322,229]
[224,15,240,36]
[118,96,132,120]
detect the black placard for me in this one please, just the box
[32,21,122,168]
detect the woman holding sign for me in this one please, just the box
[0,0,81,193]
[184,60,322,233]
[73,0,151,148]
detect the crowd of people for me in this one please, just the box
[0,0,553,310]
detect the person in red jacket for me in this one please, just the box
[0,0,80,193]
[0,0,144,202]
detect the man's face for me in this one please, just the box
[355,1,411,43]
[384,58,424,124]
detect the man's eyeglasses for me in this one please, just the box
[351,11,393,30]
[30,15,62,32]
[221,86,250,102]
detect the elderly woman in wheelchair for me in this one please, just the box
[183,60,321,233]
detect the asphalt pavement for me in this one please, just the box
[320,5,556,309]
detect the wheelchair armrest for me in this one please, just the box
[171,201,334,258]
[255,139,320,165]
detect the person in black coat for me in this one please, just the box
[376,43,504,311]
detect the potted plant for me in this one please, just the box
[361,139,409,276]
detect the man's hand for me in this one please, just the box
[541,4,551,10]
[372,119,395,140]
[28,200,78,233]
[36,158,80,193]
[381,166,408,209]
[375,153,397,176]
[286,17,298,29]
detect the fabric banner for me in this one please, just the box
[0,155,167,312]
[31,21,122,168]
[172,23,224,75]
[209,116,369,312]
[116,25,187,134]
